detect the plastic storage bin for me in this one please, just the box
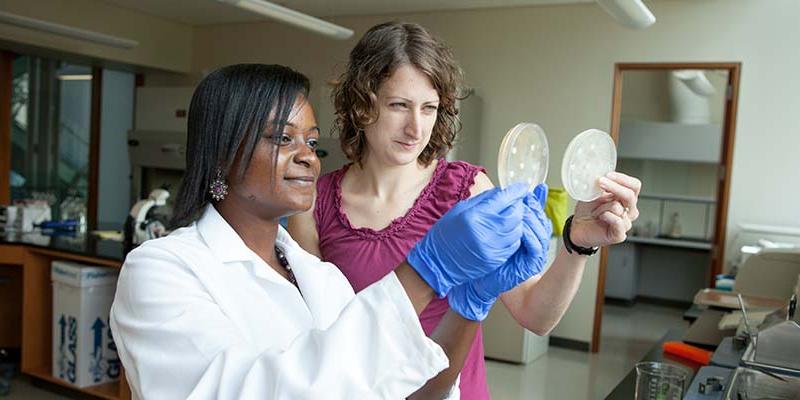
[51,261,120,387]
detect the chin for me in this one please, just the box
[390,152,422,166]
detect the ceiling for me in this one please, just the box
[100,0,595,26]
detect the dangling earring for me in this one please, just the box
[208,168,228,202]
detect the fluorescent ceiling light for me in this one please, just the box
[57,74,93,81]
[217,0,353,40]
[596,0,656,29]
[0,11,139,49]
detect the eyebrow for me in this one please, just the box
[283,122,320,133]
[386,96,440,104]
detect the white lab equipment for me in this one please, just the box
[51,261,120,388]
[733,249,800,301]
[110,205,449,399]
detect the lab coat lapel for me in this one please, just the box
[277,228,356,329]
[196,206,314,336]
[194,207,301,333]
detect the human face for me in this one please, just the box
[226,96,321,219]
[363,64,440,166]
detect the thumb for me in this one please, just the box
[532,183,548,209]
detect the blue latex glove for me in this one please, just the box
[406,183,529,298]
[448,184,553,321]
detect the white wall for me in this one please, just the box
[620,69,727,124]
[159,0,799,346]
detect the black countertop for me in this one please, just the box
[0,230,125,263]
[605,328,702,399]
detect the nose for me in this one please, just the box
[293,141,317,169]
[405,109,423,140]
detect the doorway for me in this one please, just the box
[591,63,741,352]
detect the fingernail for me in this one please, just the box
[598,177,610,187]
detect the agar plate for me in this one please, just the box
[497,123,549,190]
[561,129,616,202]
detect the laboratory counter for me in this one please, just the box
[605,329,701,399]
[0,232,130,400]
[0,231,125,264]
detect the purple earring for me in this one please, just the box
[209,168,228,202]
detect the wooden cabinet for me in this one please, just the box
[1,244,130,399]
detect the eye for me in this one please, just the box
[306,138,319,150]
[269,134,292,146]
[389,102,407,109]
[424,105,439,113]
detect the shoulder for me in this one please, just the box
[437,159,492,200]
[119,227,209,296]
[468,171,494,198]
[316,164,349,193]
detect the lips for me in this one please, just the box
[395,141,419,150]
[284,176,315,183]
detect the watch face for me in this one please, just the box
[561,129,617,202]
[497,123,549,190]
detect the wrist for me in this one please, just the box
[396,261,435,314]
[562,215,599,256]
[567,216,592,248]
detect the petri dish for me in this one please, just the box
[561,129,617,202]
[497,123,549,190]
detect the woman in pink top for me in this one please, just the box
[289,22,642,399]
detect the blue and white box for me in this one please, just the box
[51,260,120,387]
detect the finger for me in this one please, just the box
[520,211,545,258]
[478,183,529,213]
[576,191,614,208]
[606,171,642,196]
[598,211,632,240]
[598,176,638,219]
[523,206,551,253]
[532,183,548,209]
[491,201,525,236]
[591,201,625,219]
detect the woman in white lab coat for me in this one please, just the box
[110,64,544,399]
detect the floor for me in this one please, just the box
[3,303,687,400]
[486,302,687,399]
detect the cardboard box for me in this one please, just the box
[51,261,120,387]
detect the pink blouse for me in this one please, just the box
[314,159,490,400]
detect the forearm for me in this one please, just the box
[395,260,436,315]
[407,310,479,400]
[505,246,588,335]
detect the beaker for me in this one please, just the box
[634,362,689,400]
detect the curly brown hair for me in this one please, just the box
[331,21,466,166]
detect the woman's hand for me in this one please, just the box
[569,172,642,248]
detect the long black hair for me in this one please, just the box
[171,64,310,228]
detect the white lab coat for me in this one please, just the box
[110,205,450,399]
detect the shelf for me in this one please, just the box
[638,193,716,204]
[627,235,713,250]
[617,119,722,163]
[26,366,120,400]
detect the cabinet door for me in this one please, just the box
[605,242,638,301]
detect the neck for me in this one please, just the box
[354,155,438,199]
[214,200,279,265]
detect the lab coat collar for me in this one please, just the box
[196,205,257,264]
[195,205,306,271]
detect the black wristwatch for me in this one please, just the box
[562,215,599,256]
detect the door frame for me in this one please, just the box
[591,62,741,353]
